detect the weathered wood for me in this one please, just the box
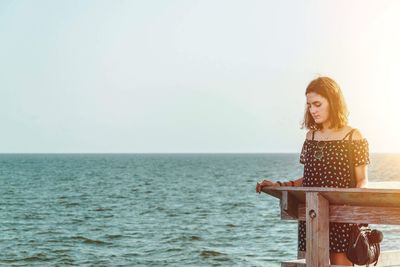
[281,259,305,267]
[297,205,400,225]
[263,186,400,208]
[367,181,400,189]
[306,192,329,267]
[281,191,299,220]
[297,250,306,260]
[281,258,348,267]
[262,183,400,267]
[282,250,400,267]
[297,250,305,259]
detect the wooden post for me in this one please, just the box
[306,192,329,267]
[281,191,299,220]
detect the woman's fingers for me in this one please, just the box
[261,180,271,186]
[256,179,273,193]
[256,182,261,193]
[256,179,282,193]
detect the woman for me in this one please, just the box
[255,76,370,266]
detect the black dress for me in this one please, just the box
[298,129,370,253]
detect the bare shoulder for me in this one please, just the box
[306,130,313,140]
[351,128,364,140]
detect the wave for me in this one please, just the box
[200,250,227,258]
[93,207,113,211]
[105,234,124,239]
[71,236,110,245]
[23,253,50,262]
[191,235,202,240]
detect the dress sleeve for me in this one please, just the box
[299,141,308,164]
[352,139,370,166]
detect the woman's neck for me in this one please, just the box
[321,121,333,131]
[320,127,339,134]
[319,125,350,135]
[315,126,350,141]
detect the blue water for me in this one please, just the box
[1,153,400,266]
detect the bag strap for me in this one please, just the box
[342,128,356,140]
[313,128,356,141]
[374,245,380,266]
[347,129,356,187]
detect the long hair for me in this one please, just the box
[301,77,349,130]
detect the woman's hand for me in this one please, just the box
[256,179,278,193]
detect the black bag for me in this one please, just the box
[345,129,383,266]
[346,224,383,266]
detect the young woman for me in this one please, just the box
[255,76,370,266]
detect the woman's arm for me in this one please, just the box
[355,165,368,188]
[293,177,303,187]
[256,177,303,193]
[352,129,369,188]
[281,177,303,187]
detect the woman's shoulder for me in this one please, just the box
[348,127,365,140]
[305,130,313,140]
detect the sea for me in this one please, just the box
[1,153,400,266]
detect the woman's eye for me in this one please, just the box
[315,103,321,107]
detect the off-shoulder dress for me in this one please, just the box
[298,129,370,252]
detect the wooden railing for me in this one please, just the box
[262,182,400,267]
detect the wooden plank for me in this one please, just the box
[306,192,329,267]
[263,181,400,202]
[281,259,349,267]
[368,182,400,189]
[297,250,305,259]
[263,186,400,208]
[281,259,305,267]
[263,187,283,199]
[319,191,400,208]
[296,205,400,225]
[282,250,400,267]
[263,185,400,194]
[281,191,299,220]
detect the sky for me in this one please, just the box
[1,0,400,153]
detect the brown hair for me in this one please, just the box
[301,76,349,130]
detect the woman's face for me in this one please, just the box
[306,92,330,125]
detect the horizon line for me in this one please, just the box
[0,152,398,154]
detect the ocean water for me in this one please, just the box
[1,153,400,266]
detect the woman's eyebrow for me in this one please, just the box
[307,101,321,105]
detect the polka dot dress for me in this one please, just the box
[297,130,370,253]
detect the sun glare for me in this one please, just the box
[348,2,400,153]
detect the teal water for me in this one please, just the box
[1,154,400,266]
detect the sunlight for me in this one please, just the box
[351,1,400,152]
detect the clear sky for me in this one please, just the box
[1,0,400,153]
